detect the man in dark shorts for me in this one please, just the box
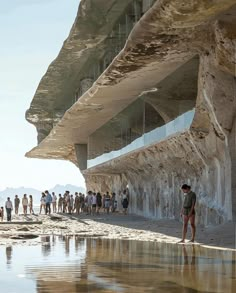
[179,184,196,243]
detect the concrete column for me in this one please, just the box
[75,144,88,171]
[80,78,93,95]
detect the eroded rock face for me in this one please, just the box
[26,0,236,226]
[83,4,236,225]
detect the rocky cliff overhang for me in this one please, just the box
[25,0,236,166]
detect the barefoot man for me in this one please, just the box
[179,184,196,243]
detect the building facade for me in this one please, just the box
[26,0,236,226]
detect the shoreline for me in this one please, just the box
[0,212,235,251]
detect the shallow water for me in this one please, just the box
[0,236,235,293]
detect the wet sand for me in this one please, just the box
[0,212,235,250]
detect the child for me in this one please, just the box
[0,206,4,221]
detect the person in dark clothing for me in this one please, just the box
[179,184,196,243]
[96,192,102,214]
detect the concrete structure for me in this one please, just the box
[26,0,236,226]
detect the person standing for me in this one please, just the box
[102,194,106,212]
[105,192,111,214]
[96,192,102,214]
[0,207,4,221]
[80,193,85,213]
[179,184,196,243]
[111,192,116,213]
[122,190,129,215]
[87,191,93,215]
[52,192,57,213]
[74,192,80,215]
[45,190,52,215]
[5,197,13,222]
[91,193,97,216]
[29,195,34,214]
[65,191,70,213]
[58,194,63,213]
[62,193,67,213]
[68,194,74,214]
[22,194,28,215]
[40,193,46,214]
[14,195,20,215]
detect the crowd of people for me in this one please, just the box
[0,189,129,222]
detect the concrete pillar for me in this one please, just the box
[75,144,88,171]
[80,78,93,95]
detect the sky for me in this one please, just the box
[0,0,85,190]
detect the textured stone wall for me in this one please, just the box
[84,42,236,226]
[25,0,236,227]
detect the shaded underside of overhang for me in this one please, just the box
[82,129,195,176]
[25,0,236,165]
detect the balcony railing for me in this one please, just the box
[87,109,195,169]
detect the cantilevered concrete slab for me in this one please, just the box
[26,0,236,166]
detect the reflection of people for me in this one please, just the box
[65,236,71,256]
[5,197,13,221]
[179,184,196,243]
[6,246,13,266]
[41,236,51,257]
[182,245,196,266]
[181,245,197,291]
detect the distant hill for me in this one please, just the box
[0,187,41,199]
[0,185,86,205]
[49,184,85,195]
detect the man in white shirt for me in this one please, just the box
[5,197,13,222]
[52,192,57,213]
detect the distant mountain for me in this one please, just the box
[49,184,85,195]
[0,185,86,205]
[0,187,41,199]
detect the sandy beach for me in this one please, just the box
[0,212,235,250]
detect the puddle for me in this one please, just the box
[0,236,235,292]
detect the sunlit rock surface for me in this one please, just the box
[26,0,236,226]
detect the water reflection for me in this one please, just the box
[41,235,51,257]
[0,237,235,292]
[6,246,12,268]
